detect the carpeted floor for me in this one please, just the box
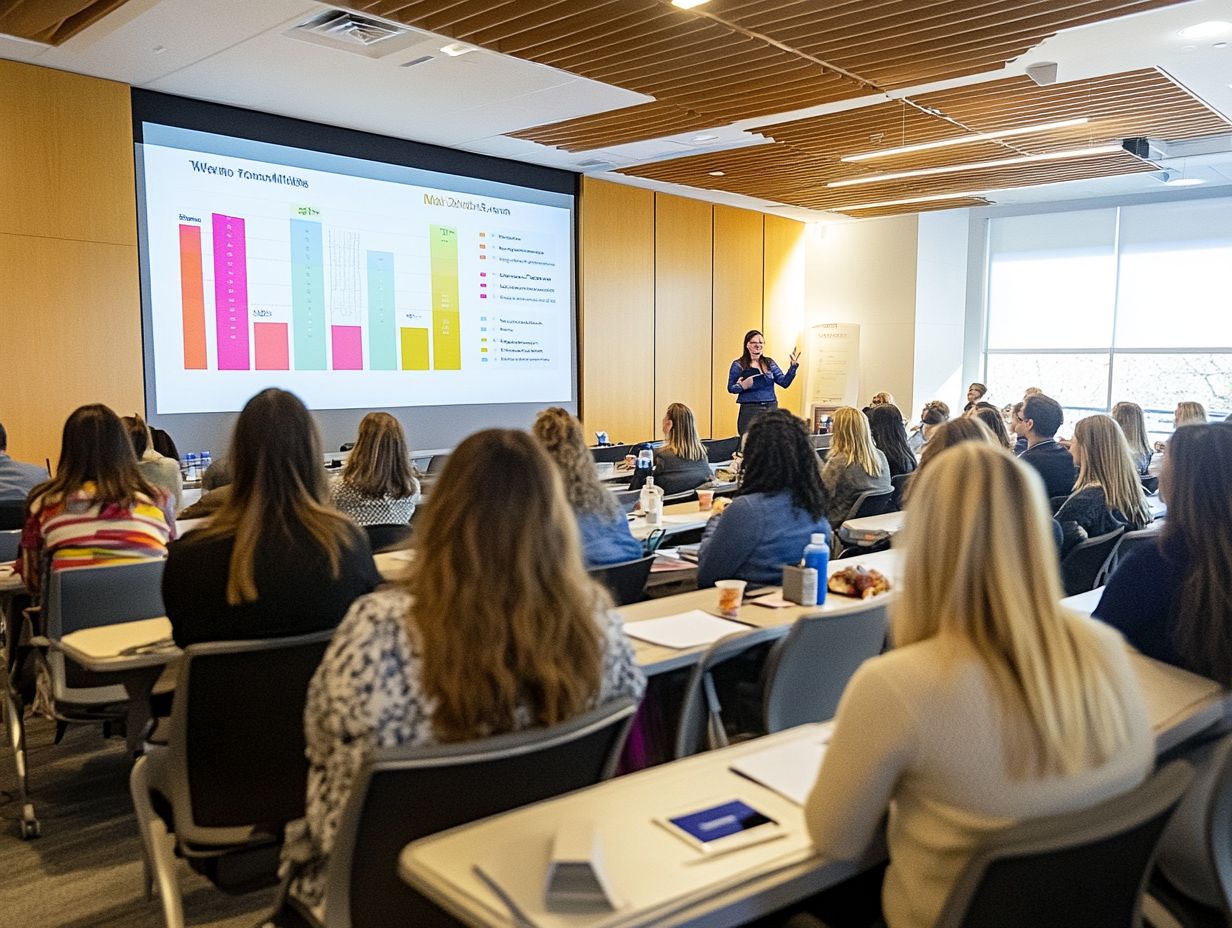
[0,716,276,927]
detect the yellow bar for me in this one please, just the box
[429,224,461,370]
[400,327,430,371]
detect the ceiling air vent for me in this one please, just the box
[286,9,425,59]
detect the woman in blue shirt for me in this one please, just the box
[698,409,830,588]
[728,329,800,435]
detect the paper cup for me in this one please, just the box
[715,579,747,618]
[697,489,715,510]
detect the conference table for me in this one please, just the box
[628,500,717,543]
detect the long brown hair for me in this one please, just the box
[531,407,618,518]
[1111,401,1152,468]
[1071,415,1151,528]
[342,412,417,499]
[1161,423,1232,683]
[663,402,707,462]
[29,404,158,512]
[407,429,607,741]
[200,389,357,604]
[738,329,774,373]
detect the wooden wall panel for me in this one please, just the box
[0,61,142,467]
[0,59,137,246]
[762,215,808,416]
[654,194,713,438]
[711,207,763,438]
[578,177,655,443]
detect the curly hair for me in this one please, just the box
[531,407,618,519]
[736,409,828,520]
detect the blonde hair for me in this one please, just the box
[897,442,1136,777]
[342,412,418,499]
[531,407,618,518]
[1072,415,1152,529]
[663,402,707,462]
[1111,402,1152,466]
[914,416,996,488]
[406,429,607,741]
[830,406,883,478]
[1176,401,1208,427]
[871,391,895,406]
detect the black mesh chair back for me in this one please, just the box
[588,554,654,606]
[339,442,355,452]
[0,499,25,530]
[762,605,888,733]
[0,528,19,562]
[364,522,412,554]
[611,488,642,513]
[935,761,1193,928]
[424,454,450,475]
[1060,526,1126,596]
[177,632,331,830]
[1142,474,1160,495]
[1096,522,1163,587]
[1049,494,1069,514]
[703,436,740,463]
[842,488,896,525]
[591,443,638,464]
[660,489,697,505]
[324,698,638,928]
[889,472,912,510]
[1206,737,1232,920]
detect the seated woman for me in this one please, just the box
[19,404,174,598]
[122,414,183,510]
[907,400,949,453]
[971,405,1013,450]
[806,442,1152,928]
[284,429,646,915]
[866,404,916,480]
[533,407,642,568]
[162,389,382,648]
[1111,401,1154,476]
[1055,414,1153,554]
[697,410,830,588]
[820,406,891,526]
[628,402,713,495]
[329,411,420,526]
[1148,400,1207,477]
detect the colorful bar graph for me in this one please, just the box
[178,224,207,370]
[254,323,290,370]
[429,225,461,370]
[331,325,363,370]
[400,327,430,370]
[367,251,396,370]
[291,218,326,370]
[212,214,250,370]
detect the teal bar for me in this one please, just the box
[367,250,396,370]
[291,218,326,370]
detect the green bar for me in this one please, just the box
[429,224,461,370]
[290,218,326,370]
[400,327,430,371]
[367,250,396,370]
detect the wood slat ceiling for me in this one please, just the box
[620,68,1232,215]
[0,0,132,45]
[342,0,1191,150]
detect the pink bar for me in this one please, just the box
[331,325,363,370]
[212,213,250,370]
[254,322,289,370]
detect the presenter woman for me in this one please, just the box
[728,329,800,436]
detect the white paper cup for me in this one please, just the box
[697,489,715,510]
[715,579,747,618]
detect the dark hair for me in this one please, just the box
[150,427,179,462]
[121,415,150,457]
[968,383,987,397]
[29,405,158,514]
[974,407,1013,449]
[866,405,917,477]
[738,329,775,373]
[737,409,828,520]
[921,400,950,426]
[1023,394,1064,438]
[0,420,6,452]
[973,401,999,413]
[1162,423,1232,683]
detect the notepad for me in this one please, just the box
[729,725,834,806]
[624,611,751,649]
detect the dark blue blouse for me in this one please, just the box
[728,359,798,405]
[1093,540,1187,671]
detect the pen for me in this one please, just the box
[473,865,538,928]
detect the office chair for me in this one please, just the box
[588,554,655,606]
[364,522,412,554]
[1060,526,1126,596]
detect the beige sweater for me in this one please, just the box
[805,618,1154,928]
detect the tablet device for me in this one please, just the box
[658,799,782,855]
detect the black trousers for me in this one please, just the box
[737,401,778,436]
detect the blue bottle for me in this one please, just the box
[803,532,830,604]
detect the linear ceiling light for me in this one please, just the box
[672,0,711,8]
[828,144,1122,188]
[837,191,982,212]
[842,117,1090,162]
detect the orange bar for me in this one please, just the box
[179,224,207,369]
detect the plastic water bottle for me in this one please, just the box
[636,447,653,477]
[184,452,199,482]
[803,532,830,604]
[200,451,212,474]
[640,476,663,525]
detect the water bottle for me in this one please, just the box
[184,452,199,482]
[200,451,212,475]
[636,447,653,477]
[640,476,663,526]
[803,532,830,604]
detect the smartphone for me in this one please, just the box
[658,799,782,855]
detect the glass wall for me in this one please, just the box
[983,197,1232,439]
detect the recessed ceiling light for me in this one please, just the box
[440,42,477,56]
[1215,42,1229,49]
[708,170,726,176]
[1178,21,1232,40]
[828,144,1123,188]
[839,192,982,212]
[842,117,1090,162]
[692,134,719,143]
[672,0,711,8]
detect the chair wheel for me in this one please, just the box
[20,804,40,839]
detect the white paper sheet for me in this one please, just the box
[728,725,834,806]
[660,513,706,524]
[624,611,751,649]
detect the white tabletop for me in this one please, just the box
[56,616,178,671]
[1147,494,1167,520]
[0,561,22,593]
[629,501,716,541]
[374,548,415,581]
[839,510,905,537]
